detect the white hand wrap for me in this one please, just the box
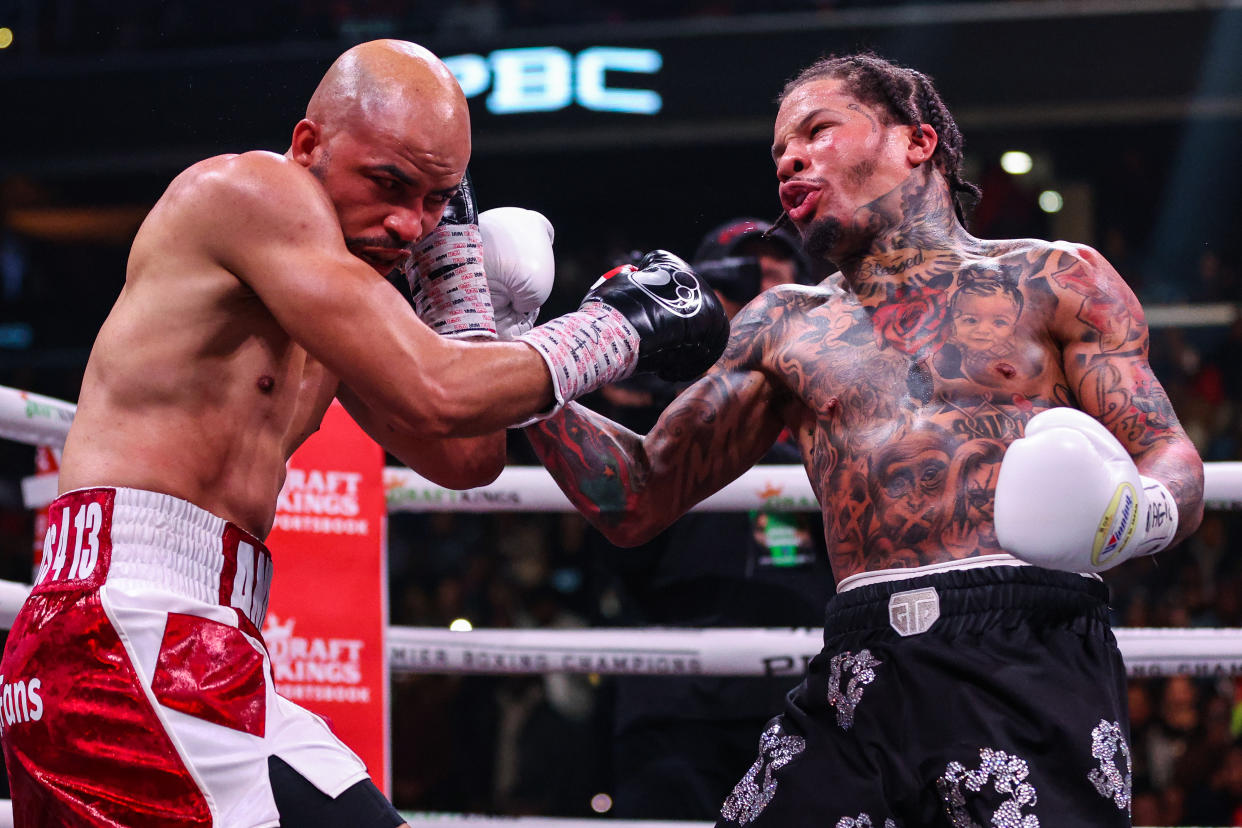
[405,224,497,340]
[516,303,641,423]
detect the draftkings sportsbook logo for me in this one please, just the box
[263,614,369,704]
[274,468,370,536]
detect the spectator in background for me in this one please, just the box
[593,218,835,820]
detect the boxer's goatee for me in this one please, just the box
[803,215,843,264]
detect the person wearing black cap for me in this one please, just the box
[594,218,832,821]
[692,217,814,319]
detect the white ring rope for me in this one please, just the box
[400,817,704,828]
[0,571,1229,678]
[5,384,1242,513]
[394,816,1190,828]
[385,625,1242,679]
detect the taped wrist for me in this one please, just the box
[516,303,641,421]
[1134,476,1178,557]
[406,224,497,340]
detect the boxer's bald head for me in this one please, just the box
[307,39,470,159]
[290,40,472,271]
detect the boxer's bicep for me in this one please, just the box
[647,358,786,504]
[1047,246,1182,456]
[1048,244,1203,537]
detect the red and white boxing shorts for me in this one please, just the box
[0,487,373,827]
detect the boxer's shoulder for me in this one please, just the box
[143,153,339,272]
[165,152,328,217]
[977,236,1111,280]
[742,279,841,317]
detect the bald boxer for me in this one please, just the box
[0,40,726,827]
[526,53,1204,827]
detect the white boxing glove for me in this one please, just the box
[994,407,1178,573]
[479,207,555,340]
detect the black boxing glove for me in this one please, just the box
[587,250,730,381]
[399,170,497,339]
[517,250,729,421]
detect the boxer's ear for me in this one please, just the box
[906,123,937,167]
[290,119,322,167]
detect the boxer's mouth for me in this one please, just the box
[355,246,410,271]
[779,181,821,224]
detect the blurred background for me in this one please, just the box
[2,0,1242,825]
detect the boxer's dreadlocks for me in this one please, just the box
[780,53,981,228]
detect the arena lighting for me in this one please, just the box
[444,46,663,115]
[0,28,13,49]
[1038,190,1064,213]
[449,618,473,632]
[1000,151,1033,175]
[589,794,612,814]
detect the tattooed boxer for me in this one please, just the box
[526,53,1203,828]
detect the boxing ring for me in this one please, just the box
[2,383,1242,828]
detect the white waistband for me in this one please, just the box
[835,554,1034,592]
[55,486,270,611]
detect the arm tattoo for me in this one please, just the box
[526,405,648,527]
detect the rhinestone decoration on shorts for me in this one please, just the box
[937,748,1039,828]
[826,649,882,731]
[720,721,806,825]
[835,815,897,828]
[1088,719,1132,811]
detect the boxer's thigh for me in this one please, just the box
[105,584,394,826]
[908,621,1131,827]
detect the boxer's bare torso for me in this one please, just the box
[59,40,584,540]
[61,154,345,537]
[525,75,1201,584]
[693,234,1180,579]
[526,183,1201,585]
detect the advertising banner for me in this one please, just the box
[265,401,390,793]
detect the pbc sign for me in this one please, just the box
[445,46,663,115]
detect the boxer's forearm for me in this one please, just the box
[526,364,786,546]
[337,384,507,488]
[1137,438,1205,547]
[524,402,663,544]
[390,432,507,491]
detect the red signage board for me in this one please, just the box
[263,401,390,794]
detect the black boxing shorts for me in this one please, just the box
[717,561,1132,828]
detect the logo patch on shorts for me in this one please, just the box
[889,587,940,636]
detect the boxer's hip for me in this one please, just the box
[25,485,273,629]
